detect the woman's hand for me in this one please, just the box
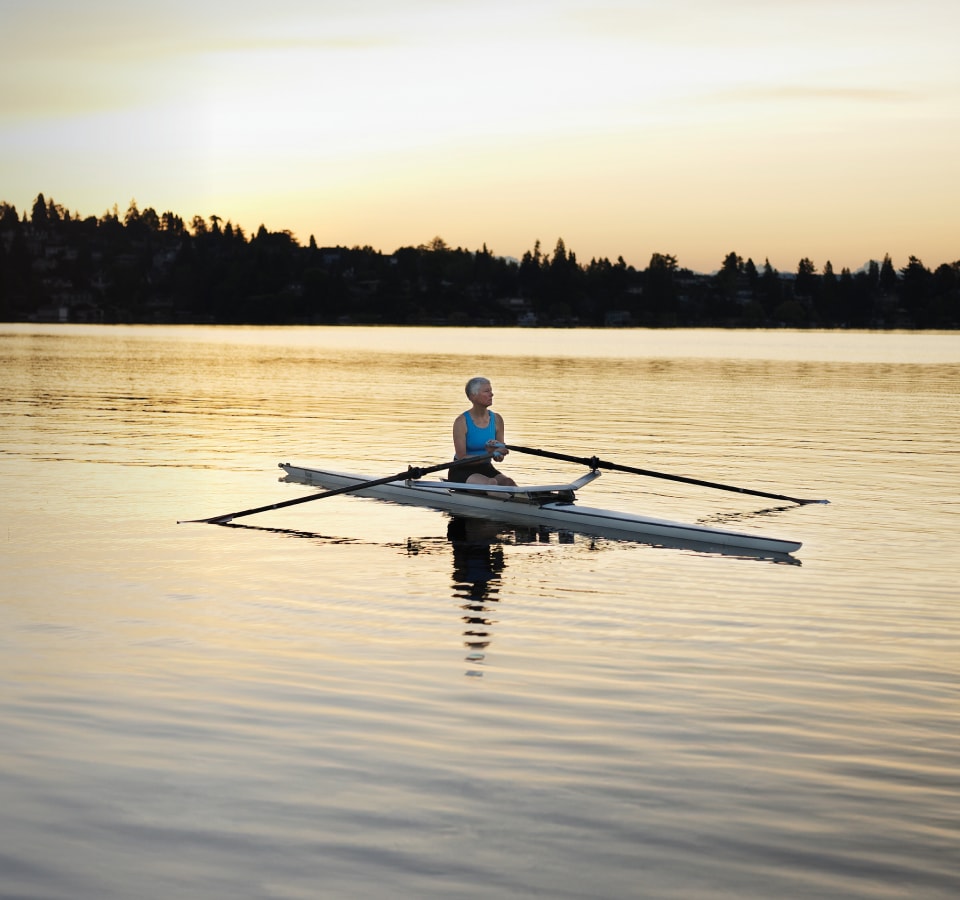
[486,440,507,462]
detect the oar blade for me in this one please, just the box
[176,514,236,525]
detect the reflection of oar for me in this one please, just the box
[178,454,494,525]
[505,444,828,506]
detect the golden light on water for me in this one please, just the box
[2,324,959,897]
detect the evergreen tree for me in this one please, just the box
[31,194,49,228]
[795,258,817,298]
[645,252,679,324]
[758,258,781,317]
[900,256,930,326]
[717,251,742,298]
[879,253,898,294]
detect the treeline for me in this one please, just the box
[1,194,957,328]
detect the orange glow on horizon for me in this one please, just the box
[2,1,957,274]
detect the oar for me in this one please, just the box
[504,444,828,506]
[178,453,494,525]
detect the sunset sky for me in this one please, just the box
[3,0,957,273]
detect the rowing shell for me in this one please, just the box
[278,463,802,556]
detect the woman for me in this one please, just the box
[450,377,517,486]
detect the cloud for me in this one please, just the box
[711,85,918,105]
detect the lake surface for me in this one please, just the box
[2,324,958,899]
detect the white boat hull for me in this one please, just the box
[278,464,802,556]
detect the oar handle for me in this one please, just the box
[505,444,827,506]
[180,453,495,524]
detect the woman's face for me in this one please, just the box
[472,382,494,406]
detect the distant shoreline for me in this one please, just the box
[3,195,957,330]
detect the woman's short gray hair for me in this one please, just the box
[465,376,490,399]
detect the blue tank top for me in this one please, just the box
[462,411,496,457]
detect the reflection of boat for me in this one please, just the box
[279,464,802,557]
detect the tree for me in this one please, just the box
[518,240,544,300]
[542,237,582,320]
[0,202,19,229]
[645,253,679,323]
[900,256,930,326]
[931,262,960,328]
[160,211,185,235]
[31,193,49,227]
[818,260,837,323]
[900,255,928,284]
[879,253,898,294]
[759,258,782,315]
[795,257,817,299]
[550,237,568,269]
[140,207,161,232]
[46,197,64,223]
[716,251,742,299]
[124,199,141,227]
[933,262,958,296]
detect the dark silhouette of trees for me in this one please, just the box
[1,192,957,328]
[31,193,49,228]
[644,253,680,325]
[758,259,783,319]
[879,253,898,295]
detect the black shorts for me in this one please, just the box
[448,458,501,483]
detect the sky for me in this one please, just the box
[2,0,958,274]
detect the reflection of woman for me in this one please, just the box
[450,377,517,486]
[448,517,504,672]
[448,517,505,601]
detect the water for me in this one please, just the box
[1,324,958,899]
